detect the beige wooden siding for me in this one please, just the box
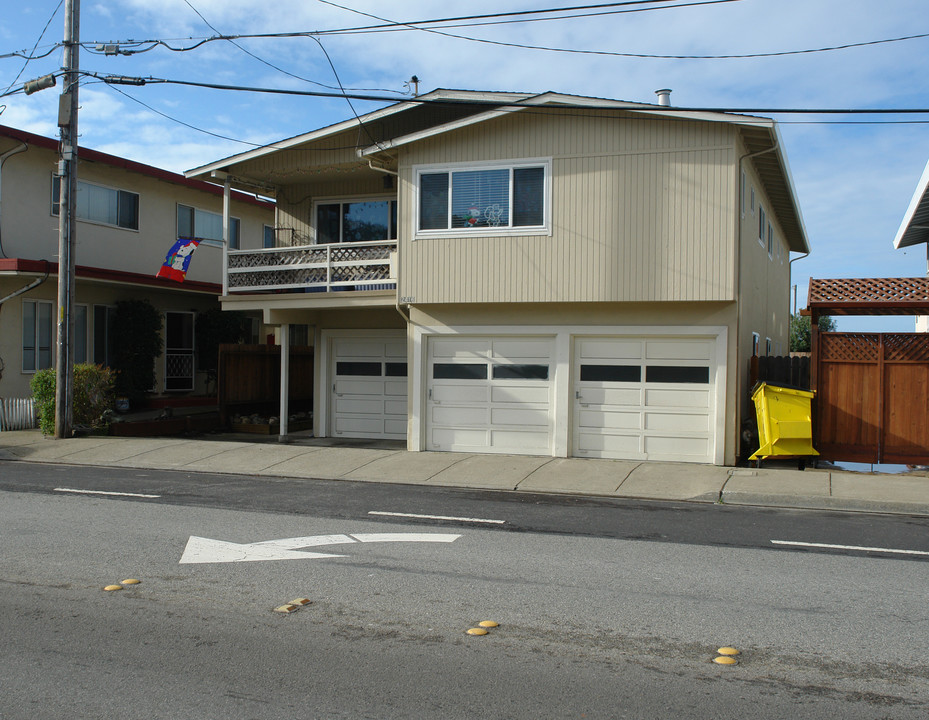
[398,110,736,304]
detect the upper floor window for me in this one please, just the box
[177,204,240,249]
[52,176,139,231]
[414,159,551,237]
[767,222,774,257]
[758,205,766,246]
[315,197,397,244]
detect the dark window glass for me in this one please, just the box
[451,169,509,228]
[580,365,641,382]
[316,204,341,244]
[343,201,390,243]
[118,190,139,230]
[432,363,487,380]
[419,173,449,230]
[645,366,710,384]
[492,364,549,380]
[336,361,382,377]
[177,204,194,238]
[513,167,544,226]
[93,305,115,367]
[385,362,407,377]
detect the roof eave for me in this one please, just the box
[893,158,929,250]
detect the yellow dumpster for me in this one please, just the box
[749,382,819,463]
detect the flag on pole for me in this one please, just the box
[156,237,201,282]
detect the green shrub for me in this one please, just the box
[31,364,116,435]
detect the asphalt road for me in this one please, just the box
[2,461,928,719]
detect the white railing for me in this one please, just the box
[226,240,397,294]
[0,397,38,431]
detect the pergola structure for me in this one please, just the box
[803,277,929,464]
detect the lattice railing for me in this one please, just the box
[227,240,397,293]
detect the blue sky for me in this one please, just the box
[2,0,928,330]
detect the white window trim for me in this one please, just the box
[177,203,241,249]
[51,173,140,232]
[311,193,397,244]
[412,157,553,239]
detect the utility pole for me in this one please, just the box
[55,0,79,439]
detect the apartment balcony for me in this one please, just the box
[226,240,397,295]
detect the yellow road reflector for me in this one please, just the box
[103,585,123,591]
[717,647,740,656]
[290,598,311,606]
[466,627,489,636]
[121,579,141,585]
[713,656,737,665]
[478,620,499,628]
[274,604,299,613]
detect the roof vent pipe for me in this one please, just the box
[655,88,672,106]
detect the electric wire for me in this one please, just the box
[2,0,64,96]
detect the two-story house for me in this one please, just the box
[186,89,809,465]
[0,124,274,401]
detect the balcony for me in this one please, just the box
[226,240,396,294]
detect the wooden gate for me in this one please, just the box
[815,332,929,464]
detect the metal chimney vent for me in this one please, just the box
[655,88,672,106]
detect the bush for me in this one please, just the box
[31,364,116,435]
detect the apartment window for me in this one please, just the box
[74,304,88,364]
[765,337,773,356]
[752,332,760,357]
[93,305,116,367]
[22,299,54,372]
[177,204,240,249]
[263,225,275,248]
[767,222,774,257]
[415,160,550,236]
[52,176,139,230]
[315,198,397,244]
[758,205,766,246]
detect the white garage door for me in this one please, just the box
[573,336,717,463]
[331,336,407,440]
[426,336,554,454]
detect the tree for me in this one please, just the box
[789,313,836,352]
[111,299,163,402]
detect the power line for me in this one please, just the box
[2,0,64,96]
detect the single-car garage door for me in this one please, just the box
[573,336,718,463]
[331,335,407,440]
[426,336,554,454]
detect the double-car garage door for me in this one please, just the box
[330,332,720,463]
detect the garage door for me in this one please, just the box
[426,336,553,454]
[573,336,717,463]
[331,336,407,440]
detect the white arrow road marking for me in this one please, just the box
[179,532,462,564]
[772,539,929,557]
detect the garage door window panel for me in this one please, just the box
[433,363,488,380]
[492,364,549,380]
[645,366,709,384]
[337,361,383,377]
[580,364,641,383]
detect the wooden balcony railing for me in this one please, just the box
[226,240,396,294]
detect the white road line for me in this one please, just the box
[54,487,161,499]
[772,540,929,557]
[369,511,505,525]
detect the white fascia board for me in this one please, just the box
[769,121,811,255]
[893,158,929,249]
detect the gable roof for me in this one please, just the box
[893,158,929,250]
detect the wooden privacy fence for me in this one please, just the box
[750,355,811,390]
[217,344,313,420]
[815,332,929,464]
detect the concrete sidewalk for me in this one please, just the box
[1,429,928,516]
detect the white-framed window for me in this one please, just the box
[177,204,240,249]
[751,332,760,357]
[765,337,773,355]
[263,225,275,248]
[750,186,755,215]
[22,299,55,372]
[758,205,766,247]
[314,196,397,244]
[767,222,774,258]
[52,175,139,231]
[414,158,551,237]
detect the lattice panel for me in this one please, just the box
[883,333,929,362]
[228,247,329,270]
[808,277,929,305]
[820,333,880,362]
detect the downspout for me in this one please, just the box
[365,160,407,323]
[0,262,51,306]
[0,141,29,258]
[736,136,779,462]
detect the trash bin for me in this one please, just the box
[749,382,819,464]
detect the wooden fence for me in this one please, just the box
[217,344,314,420]
[814,332,929,464]
[749,354,811,390]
